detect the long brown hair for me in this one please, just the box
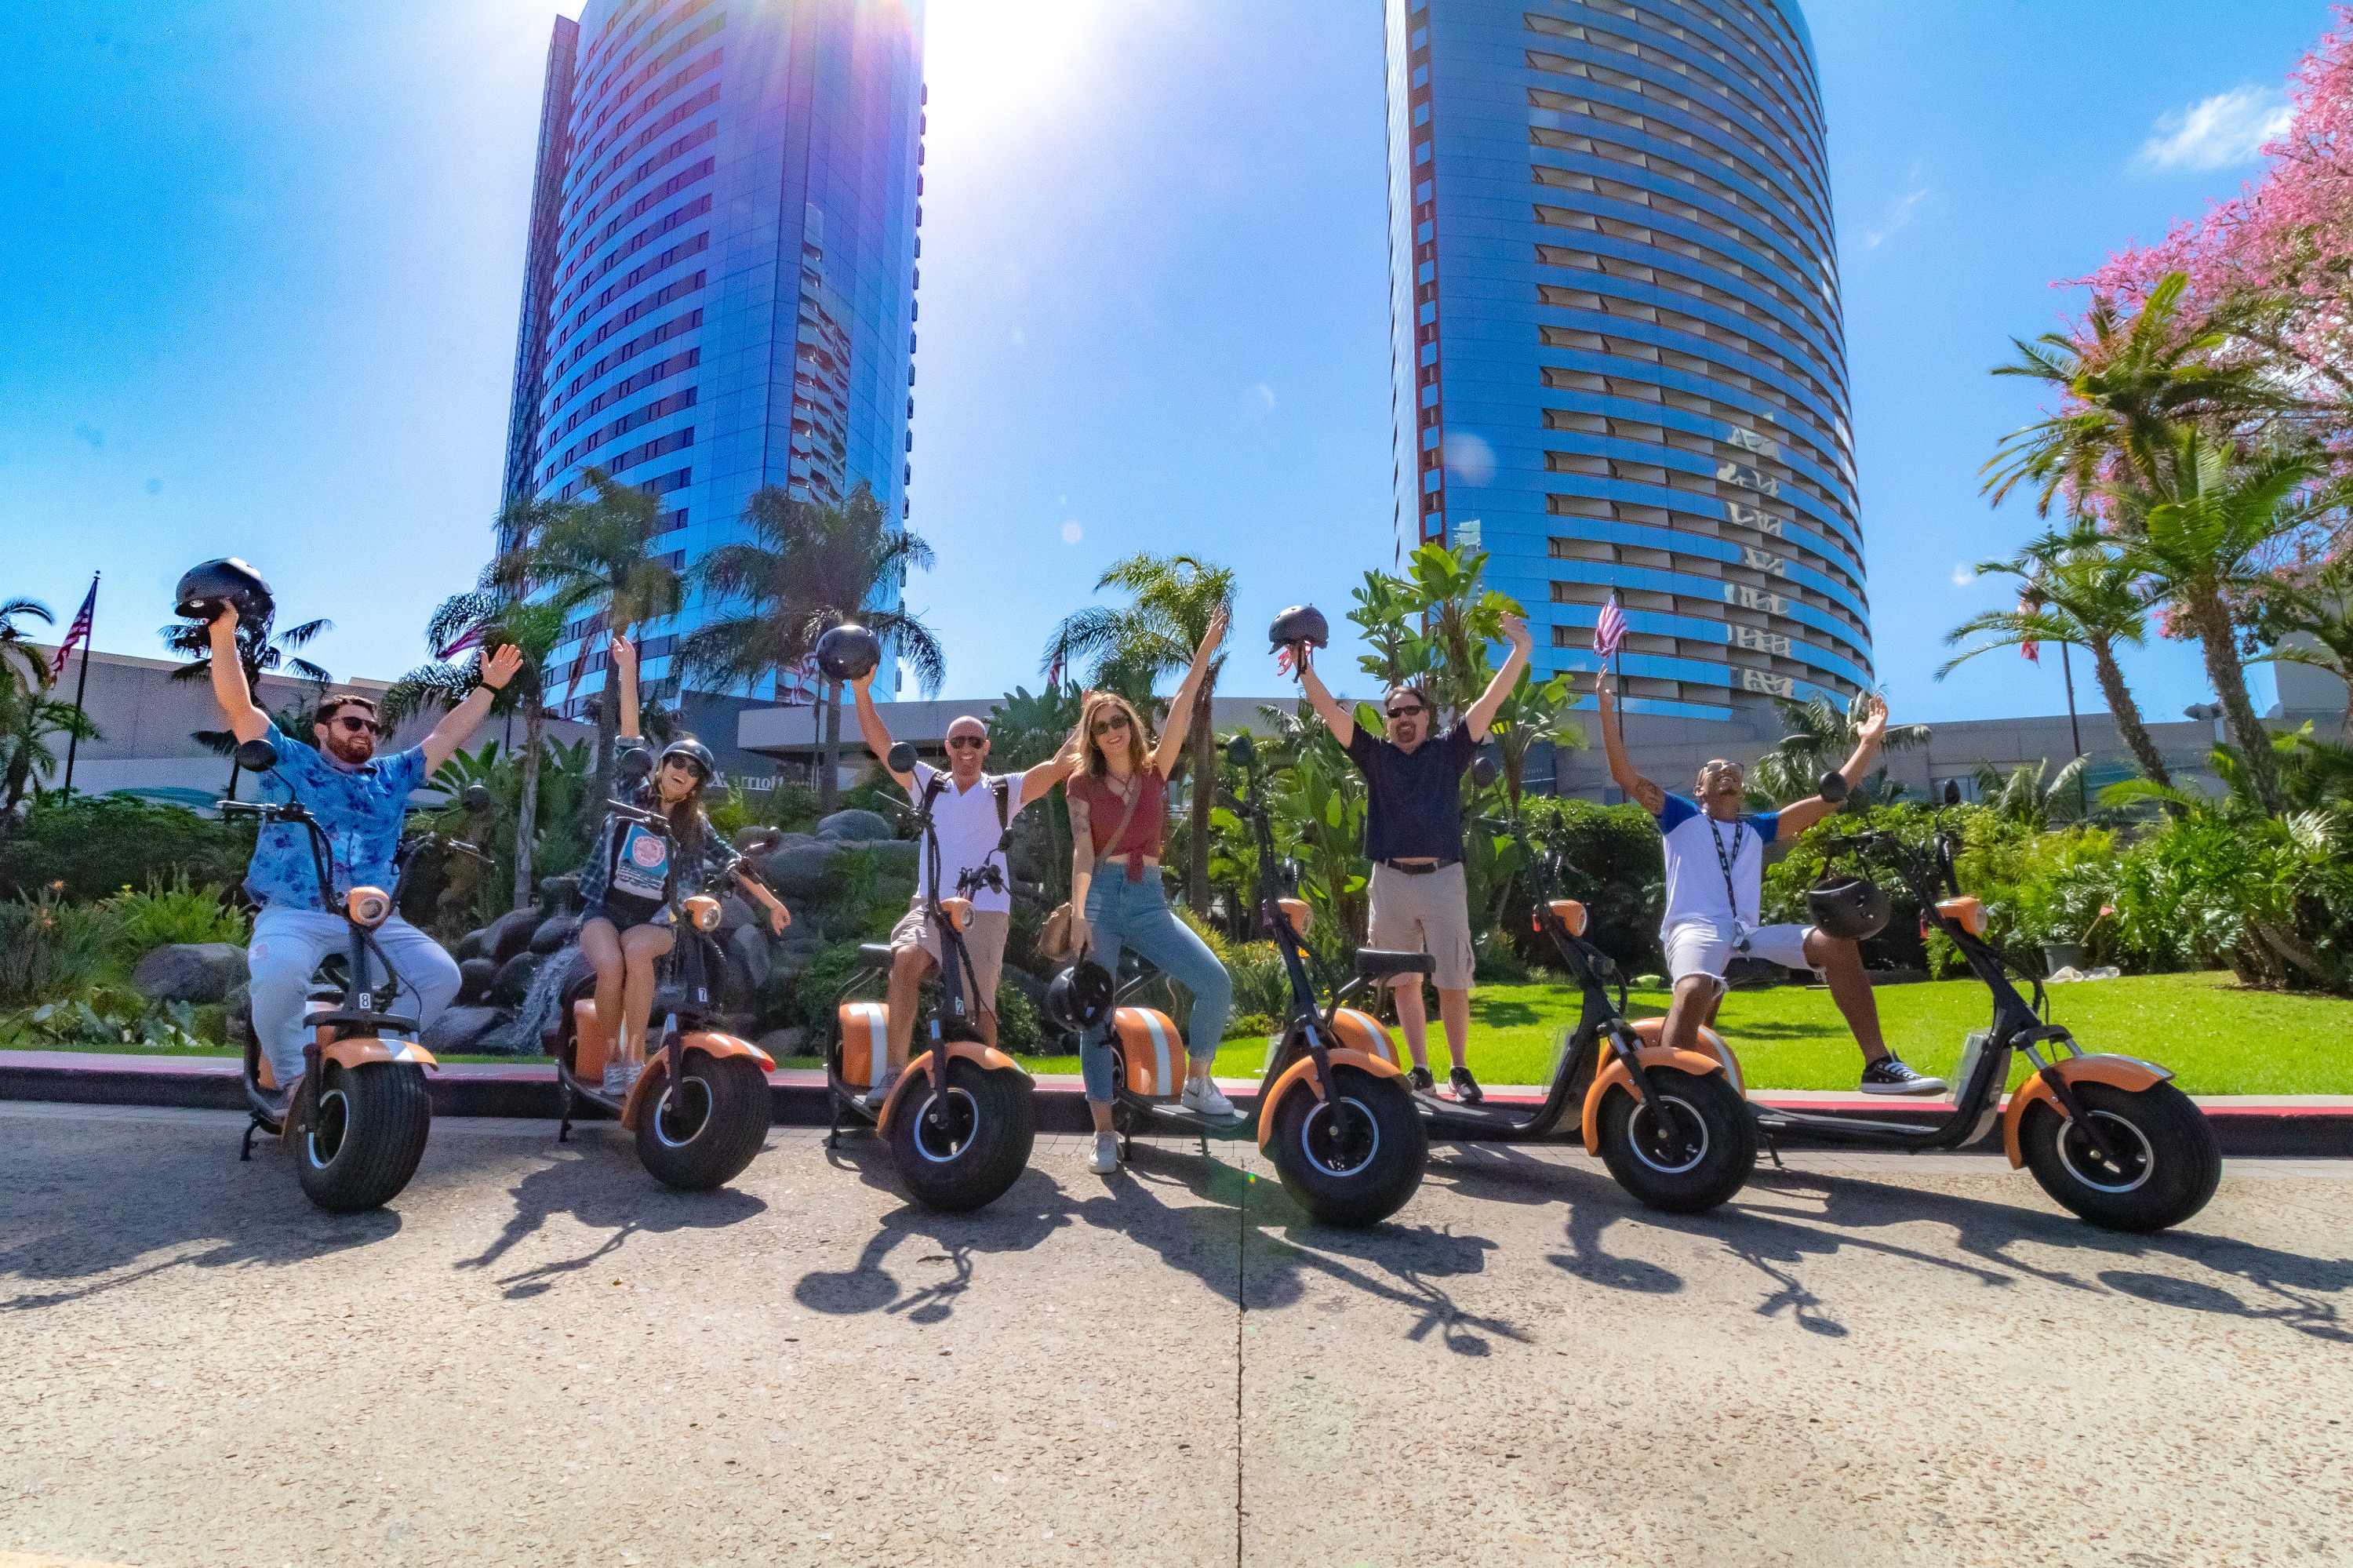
[1078,691,1151,779]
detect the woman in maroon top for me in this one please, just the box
[1065,608,1234,1173]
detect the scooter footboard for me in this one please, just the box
[1254,1048,1405,1152]
[2001,1054,2173,1168]
[1579,1046,1731,1155]
[876,1043,1032,1133]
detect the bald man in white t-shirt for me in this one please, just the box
[1598,675,1943,1096]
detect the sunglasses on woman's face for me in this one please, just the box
[1092,713,1131,737]
[329,715,381,736]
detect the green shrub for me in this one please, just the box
[1510,795,1665,973]
[108,872,249,955]
[1226,940,1290,1020]
[795,939,876,1039]
[0,894,125,1008]
[14,996,207,1050]
[0,795,253,902]
[1223,1011,1278,1040]
[992,981,1041,1054]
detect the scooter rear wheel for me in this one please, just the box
[1595,1068,1754,1215]
[2020,1080,2220,1232]
[1267,1065,1428,1228]
[635,1053,772,1191]
[293,1060,432,1213]
[888,1057,1035,1213]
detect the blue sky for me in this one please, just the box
[0,0,2334,727]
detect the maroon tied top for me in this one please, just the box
[1069,768,1168,881]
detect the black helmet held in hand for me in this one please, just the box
[175,558,275,626]
[815,622,881,681]
[1044,959,1115,1034]
[1267,605,1329,652]
[1808,875,1891,943]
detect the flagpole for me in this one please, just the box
[60,573,98,798]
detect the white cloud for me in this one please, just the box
[1060,520,1083,545]
[1951,562,1973,588]
[2136,85,2293,172]
[1864,187,1929,249]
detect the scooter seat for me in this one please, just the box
[858,942,896,970]
[1354,948,1435,981]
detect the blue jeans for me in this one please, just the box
[248,907,461,1086]
[1078,874,1231,1104]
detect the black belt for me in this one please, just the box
[1380,858,1459,875]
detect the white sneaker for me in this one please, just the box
[601,1060,625,1095]
[863,1068,901,1111]
[1180,1077,1236,1118]
[1087,1132,1121,1174]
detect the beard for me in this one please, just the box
[320,729,376,767]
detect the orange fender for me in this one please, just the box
[876,1043,1031,1134]
[318,1035,438,1072]
[1627,1017,1744,1097]
[1254,1047,1406,1152]
[619,1032,777,1130]
[2000,1054,2173,1168]
[1578,1044,1731,1155]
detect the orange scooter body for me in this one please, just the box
[875,1042,1031,1134]
[1254,1046,1409,1153]
[619,1032,777,1130]
[311,1023,438,1073]
[2000,1054,2173,1168]
[1578,1040,1733,1155]
[1627,1017,1744,1095]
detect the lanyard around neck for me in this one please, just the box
[1707,814,1747,926]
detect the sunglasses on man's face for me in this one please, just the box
[328,715,381,736]
[946,735,987,750]
[1092,713,1131,737]
[1386,704,1426,720]
[1700,762,1744,781]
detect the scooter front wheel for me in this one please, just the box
[1267,1066,1428,1228]
[636,1053,772,1191]
[2020,1080,2220,1232]
[294,1060,433,1213]
[889,1057,1035,1213]
[1595,1068,1754,1215]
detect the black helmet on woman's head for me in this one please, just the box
[815,623,881,681]
[1267,605,1329,651]
[174,558,275,626]
[1808,875,1891,944]
[657,737,718,784]
[1045,959,1115,1034]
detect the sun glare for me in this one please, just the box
[922,0,1111,141]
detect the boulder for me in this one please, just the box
[728,922,773,991]
[816,808,893,842]
[769,944,817,981]
[717,893,756,933]
[538,872,582,912]
[484,908,540,965]
[454,928,488,962]
[224,981,253,1046]
[491,951,541,1006]
[769,839,846,899]
[529,913,579,955]
[758,1026,808,1059]
[131,943,246,1004]
[457,958,499,1004]
[422,1005,506,1055]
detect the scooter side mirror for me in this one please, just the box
[618,747,654,780]
[1471,753,1502,790]
[1816,769,1849,805]
[1225,733,1256,769]
[235,737,279,773]
[886,740,918,776]
[462,783,493,813]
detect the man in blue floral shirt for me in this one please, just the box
[206,602,521,1112]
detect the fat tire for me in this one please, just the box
[2020,1079,2220,1232]
[293,1060,432,1213]
[635,1053,772,1191]
[1595,1068,1754,1215]
[888,1057,1035,1213]
[1267,1065,1428,1228]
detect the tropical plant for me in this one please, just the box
[2250,555,2353,737]
[1043,552,1235,913]
[1939,525,2173,787]
[0,893,124,1008]
[0,597,54,697]
[0,795,254,902]
[0,670,99,817]
[107,871,249,953]
[1969,757,2093,830]
[420,738,595,927]
[1222,704,1373,947]
[1486,665,1582,804]
[162,606,332,800]
[987,681,1084,900]
[682,481,943,813]
[1347,542,1520,715]
[1747,691,1929,806]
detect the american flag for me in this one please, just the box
[56,576,97,664]
[1593,591,1627,660]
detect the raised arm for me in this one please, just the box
[420,644,521,774]
[849,668,914,794]
[1596,671,1664,814]
[1293,644,1355,750]
[1016,719,1083,809]
[1464,613,1535,742]
[1773,693,1888,839]
[205,606,271,744]
[1151,606,1228,777]
[612,632,641,740]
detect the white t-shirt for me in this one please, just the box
[910,761,1015,915]
[1653,792,1783,936]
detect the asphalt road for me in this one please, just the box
[1,1101,2348,1567]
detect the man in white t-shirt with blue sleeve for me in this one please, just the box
[1598,674,1943,1096]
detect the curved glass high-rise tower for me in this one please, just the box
[504,0,926,710]
[1384,0,1870,729]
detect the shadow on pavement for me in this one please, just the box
[792,1159,1075,1322]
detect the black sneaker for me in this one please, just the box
[1449,1065,1485,1105]
[1859,1057,1947,1096]
[1407,1064,1435,1093]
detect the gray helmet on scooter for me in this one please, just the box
[1045,959,1115,1034]
[1808,875,1891,943]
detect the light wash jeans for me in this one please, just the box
[1078,874,1232,1104]
[247,906,462,1086]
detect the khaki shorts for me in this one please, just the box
[890,905,1009,1007]
[1367,861,1475,991]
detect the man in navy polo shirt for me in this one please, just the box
[1293,613,1533,1102]
[205,602,522,1116]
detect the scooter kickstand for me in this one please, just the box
[1762,1130,1784,1170]
[239,1115,261,1162]
[558,1080,573,1144]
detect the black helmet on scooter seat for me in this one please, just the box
[1045,959,1115,1033]
[657,736,718,784]
[1808,875,1890,943]
[174,558,275,625]
[815,622,881,681]
[1267,605,1329,652]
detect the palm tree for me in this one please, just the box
[498,471,682,795]
[1748,690,1930,806]
[1044,553,1236,914]
[162,607,332,801]
[1488,667,1582,805]
[1970,757,2092,829]
[681,481,944,813]
[2251,555,2353,738]
[0,598,54,697]
[0,671,98,817]
[1938,526,2173,788]
[383,591,564,911]
[2105,433,2334,817]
